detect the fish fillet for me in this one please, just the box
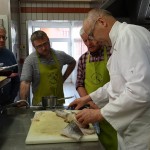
[55,110,95,135]
[60,121,84,141]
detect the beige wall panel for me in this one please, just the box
[52,13,59,20]
[20,13,89,24]
[26,13,32,20]
[62,13,70,20]
[20,13,27,23]
[0,0,10,15]
[21,34,27,45]
[20,23,26,35]
[42,3,48,7]
[42,13,48,20]
[47,13,55,20]
[25,3,33,7]
[58,13,65,20]
[31,3,37,7]
[68,13,75,20]
[31,13,38,20]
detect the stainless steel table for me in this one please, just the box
[0,107,105,150]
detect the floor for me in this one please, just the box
[63,82,79,106]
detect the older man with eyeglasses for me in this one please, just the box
[69,8,150,150]
[76,27,117,150]
[0,26,20,106]
[19,30,76,106]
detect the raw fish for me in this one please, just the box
[60,121,83,141]
[55,110,95,135]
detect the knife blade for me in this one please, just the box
[57,96,74,101]
[92,122,100,135]
[0,64,18,71]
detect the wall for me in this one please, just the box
[0,0,11,49]
[0,0,20,62]
[10,0,20,63]
[0,1,10,16]
[19,1,93,59]
[19,1,95,84]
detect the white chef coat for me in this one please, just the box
[90,21,150,150]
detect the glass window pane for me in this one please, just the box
[73,39,87,60]
[40,28,70,38]
[52,42,68,54]
[72,27,81,38]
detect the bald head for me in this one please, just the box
[85,8,113,23]
[80,27,85,36]
[82,8,116,46]
[0,26,6,33]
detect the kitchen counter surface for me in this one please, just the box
[0,107,105,150]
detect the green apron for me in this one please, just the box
[85,47,110,93]
[85,47,118,150]
[32,51,64,105]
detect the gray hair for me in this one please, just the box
[0,26,6,33]
[86,8,112,22]
[31,30,49,44]
[80,27,85,36]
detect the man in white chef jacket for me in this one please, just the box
[69,8,150,150]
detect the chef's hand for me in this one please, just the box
[16,100,30,108]
[76,109,103,125]
[68,95,92,110]
[87,101,99,109]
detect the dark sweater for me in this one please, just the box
[0,48,20,105]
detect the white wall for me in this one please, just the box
[0,0,10,15]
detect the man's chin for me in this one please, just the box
[89,49,98,53]
[39,53,48,58]
[89,50,100,56]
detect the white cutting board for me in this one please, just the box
[25,111,98,144]
[0,76,7,82]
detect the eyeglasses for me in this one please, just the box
[88,18,99,40]
[35,41,49,50]
[0,35,7,41]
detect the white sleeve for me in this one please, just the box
[101,26,150,132]
[89,82,109,108]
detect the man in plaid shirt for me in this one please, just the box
[76,28,111,108]
[75,28,117,150]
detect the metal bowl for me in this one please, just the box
[42,96,57,109]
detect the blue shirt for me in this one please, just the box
[0,48,20,105]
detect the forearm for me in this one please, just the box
[83,95,92,103]
[77,87,88,97]
[19,81,30,100]
[63,61,76,82]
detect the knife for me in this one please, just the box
[57,96,74,101]
[92,122,100,135]
[0,64,18,71]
